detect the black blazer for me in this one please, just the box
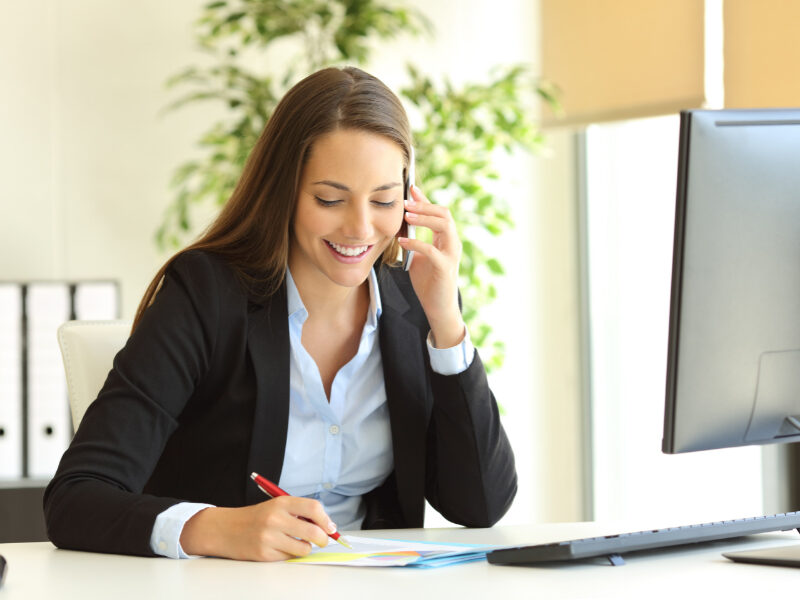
[43,251,516,557]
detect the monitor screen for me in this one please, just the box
[663,108,800,454]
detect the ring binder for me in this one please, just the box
[0,285,23,480]
[0,280,120,480]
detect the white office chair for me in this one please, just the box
[57,320,131,430]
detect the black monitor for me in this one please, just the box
[663,108,800,454]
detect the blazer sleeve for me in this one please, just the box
[43,251,225,556]
[424,342,517,528]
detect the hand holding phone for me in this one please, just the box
[402,147,416,271]
[396,152,465,348]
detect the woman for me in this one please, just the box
[43,66,516,561]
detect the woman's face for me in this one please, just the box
[289,128,405,291]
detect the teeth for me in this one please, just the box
[328,241,369,256]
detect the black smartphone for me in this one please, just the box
[402,147,416,271]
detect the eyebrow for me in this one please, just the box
[312,180,402,192]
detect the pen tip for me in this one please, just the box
[250,472,257,480]
[336,536,353,549]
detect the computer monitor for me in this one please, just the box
[663,108,800,454]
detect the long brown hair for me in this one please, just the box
[133,67,412,331]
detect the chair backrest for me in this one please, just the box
[57,320,131,430]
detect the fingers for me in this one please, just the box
[397,236,436,262]
[407,183,442,211]
[264,534,312,561]
[404,208,452,235]
[405,186,452,231]
[270,496,334,549]
[401,192,460,268]
[241,502,329,561]
[240,497,335,561]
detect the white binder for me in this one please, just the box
[25,283,71,479]
[0,284,23,479]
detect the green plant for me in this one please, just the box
[159,0,555,372]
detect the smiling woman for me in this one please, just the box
[42,66,517,562]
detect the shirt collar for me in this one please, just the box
[285,267,383,324]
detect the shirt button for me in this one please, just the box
[329,425,340,435]
[323,482,333,490]
[158,541,167,551]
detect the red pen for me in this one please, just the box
[250,472,352,549]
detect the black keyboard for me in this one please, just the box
[487,512,800,566]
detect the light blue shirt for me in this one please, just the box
[149,268,474,558]
[279,268,391,531]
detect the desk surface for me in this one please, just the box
[1,523,798,599]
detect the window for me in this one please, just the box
[585,115,763,525]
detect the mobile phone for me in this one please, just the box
[402,147,416,271]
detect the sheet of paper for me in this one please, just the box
[286,535,492,568]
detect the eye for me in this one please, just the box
[371,199,397,208]
[314,196,342,207]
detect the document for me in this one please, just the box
[287,535,493,568]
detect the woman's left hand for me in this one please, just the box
[397,185,466,349]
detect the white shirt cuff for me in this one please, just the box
[426,326,475,375]
[150,502,214,558]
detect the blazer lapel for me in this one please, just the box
[244,286,291,505]
[377,268,430,526]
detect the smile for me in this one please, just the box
[325,240,372,257]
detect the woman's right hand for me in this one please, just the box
[179,496,337,561]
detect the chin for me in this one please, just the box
[325,266,374,289]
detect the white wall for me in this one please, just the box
[1,1,584,524]
[0,0,220,316]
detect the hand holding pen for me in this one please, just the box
[251,472,352,549]
[179,475,346,561]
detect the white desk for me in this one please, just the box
[1,523,798,599]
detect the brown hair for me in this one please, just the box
[133,66,412,331]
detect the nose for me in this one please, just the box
[342,200,374,241]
